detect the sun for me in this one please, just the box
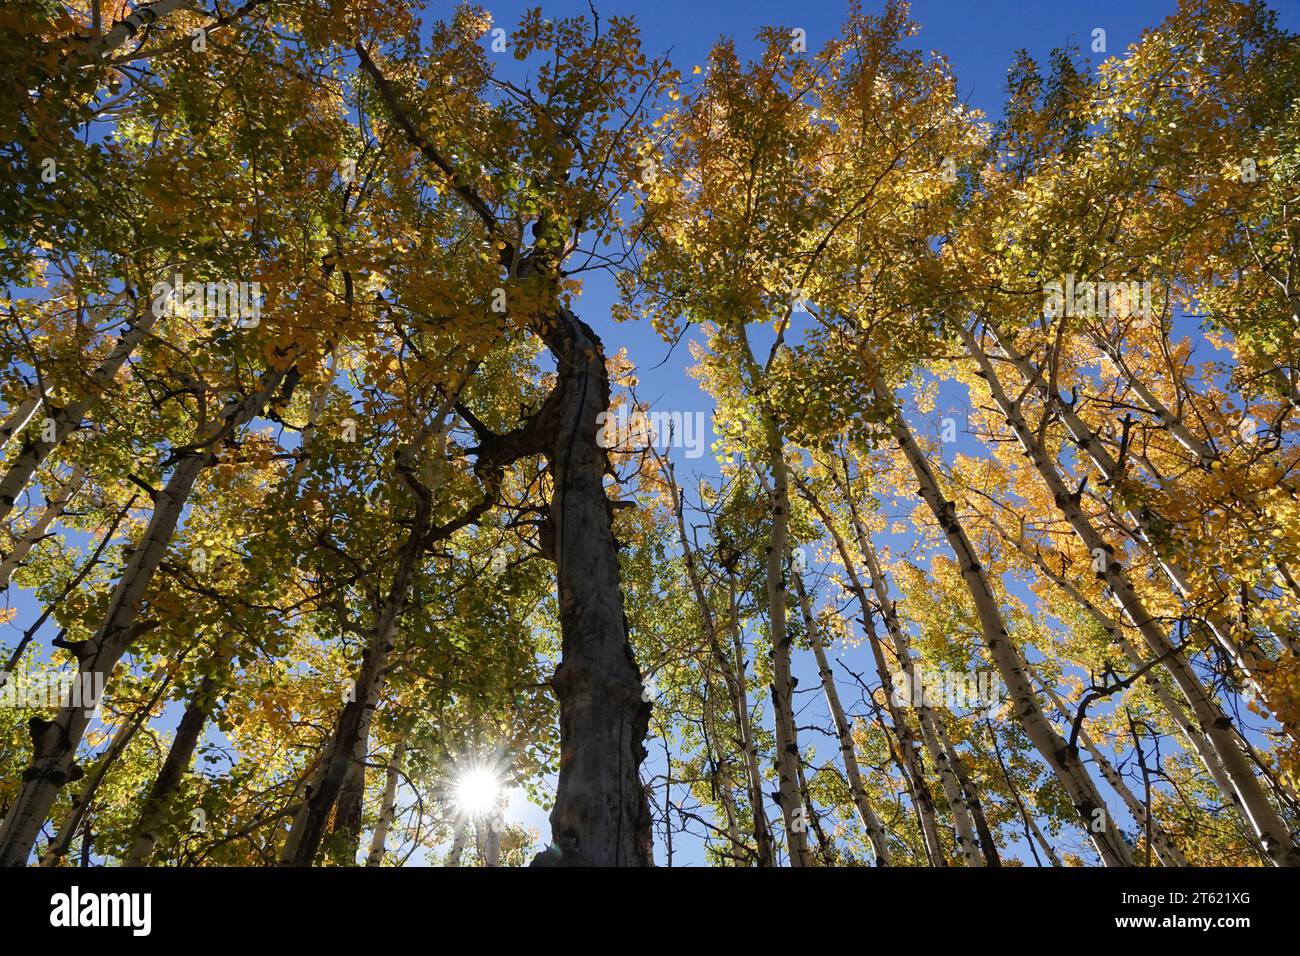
[454,767,501,818]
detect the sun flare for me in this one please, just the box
[454,768,501,817]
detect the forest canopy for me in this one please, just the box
[0,0,1298,870]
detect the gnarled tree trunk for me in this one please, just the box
[529,310,653,867]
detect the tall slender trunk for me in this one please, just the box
[962,323,1298,866]
[762,429,814,868]
[1026,809,1064,867]
[983,512,1250,820]
[932,714,1001,865]
[988,322,1294,729]
[699,668,748,864]
[793,572,892,864]
[1029,667,1187,866]
[873,366,1134,866]
[483,819,501,867]
[41,671,171,866]
[716,773,746,865]
[279,554,418,866]
[0,366,288,866]
[794,758,833,865]
[445,819,467,867]
[797,483,946,864]
[832,472,1000,865]
[124,674,218,865]
[281,403,458,866]
[327,705,372,865]
[728,569,776,866]
[827,480,988,865]
[365,739,406,866]
[660,454,773,865]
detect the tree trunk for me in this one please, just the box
[0,387,49,453]
[124,674,218,865]
[987,321,1295,731]
[798,484,946,865]
[660,454,773,865]
[281,403,457,866]
[984,513,1252,823]
[527,311,653,867]
[794,758,833,865]
[834,496,981,864]
[364,739,406,866]
[873,366,1135,866]
[761,429,814,868]
[326,706,372,865]
[1029,667,1187,866]
[0,464,86,589]
[830,480,1001,866]
[932,714,1001,866]
[484,819,501,867]
[82,0,192,56]
[446,819,467,867]
[728,569,776,866]
[0,298,151,525]
[41,674,167,866]
[0,366,287,866]
[279,559,416,866]
[961,324,1298,866]
[1026,809,1064,867]
[794,572,891,864]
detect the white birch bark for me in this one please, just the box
[728,571,776,866]
[0,388,49,453]
[961,325,1298,866]
[792,572,892,864]
[873,367,1135,866]
[796,488,948,864]
[0,365,288,866]
[0,298,153,525]
[1028,666,1188,866]
[987,322,1290,723]
[83,0,191,57]
[991,520,1251,821]
[280,406,454,865]
[834,496,987,866]
[660,453,775,865]
[762,429,814,867]
[365,739,406,866]
[446,819,467,867]
[1026,809,1064,867]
